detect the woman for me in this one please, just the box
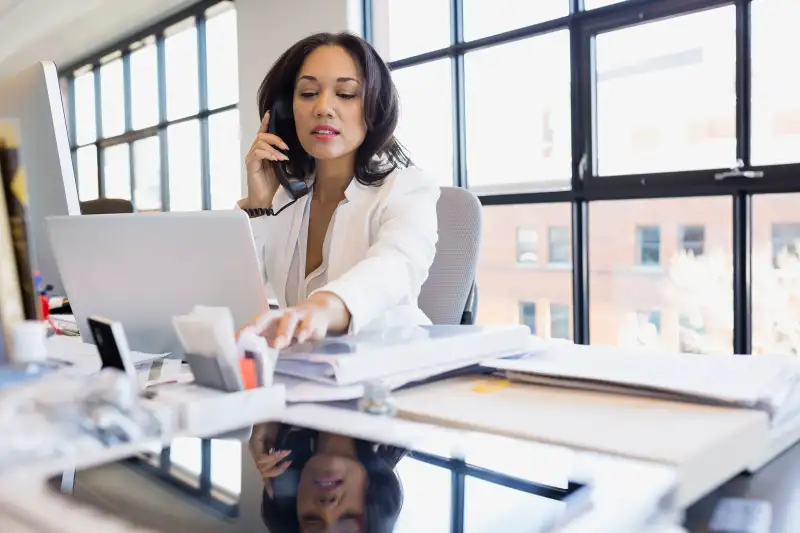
[248,422,406,533]
[238,32,440,348]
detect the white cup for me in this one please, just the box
[9,320,48,364]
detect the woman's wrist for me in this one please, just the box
[305,291,351,333]
[243,187,278,209]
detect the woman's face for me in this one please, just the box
[296,452,367,533]
[293,45,367,163]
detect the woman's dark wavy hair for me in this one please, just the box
[257,31,412,187]
[260,426,405,533]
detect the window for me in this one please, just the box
[548,226,570,264]
[64,1,239,212]
[752,0,800,165]
[462,0,567,47]
[476,205,572,333]
[550,304,571,340]
[679,225,705,257]
[371,0,450,61]
[594,7,737,176]
[464,31,571,193]
[636,226,661,266]
[392,61,453,186]
[519,302,536,334]
[368,0,800,357]
[754,195,800,356]
[771,222,800,267]
[516,228,538,263]
[591,198,732,354]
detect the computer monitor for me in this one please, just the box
[0,61,80,296]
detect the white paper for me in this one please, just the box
[483,343,800,418]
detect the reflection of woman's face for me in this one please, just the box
[297,452,367,533]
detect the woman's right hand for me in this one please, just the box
[244,111,291,208]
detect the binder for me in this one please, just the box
[393,375,768,507]
[273,324,530,386]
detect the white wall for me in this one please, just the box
[235,0,363,197]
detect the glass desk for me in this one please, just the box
[48,418,592,533]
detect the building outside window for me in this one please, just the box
[636,226,661,266]
[519,302,536,334]
[679,225,705,256]
[548,226,570,264]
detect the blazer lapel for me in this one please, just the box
[327,180,368,280]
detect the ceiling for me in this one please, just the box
[0,0,198,79]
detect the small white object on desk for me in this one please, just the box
[9,321,47,364]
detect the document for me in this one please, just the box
[483,342,800,426]
[274,324,531,386]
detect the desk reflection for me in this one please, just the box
[249,422,405,533]
[55,422,585,533]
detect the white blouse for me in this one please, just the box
[284,186,347,307]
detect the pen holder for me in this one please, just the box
[182,352,243,393]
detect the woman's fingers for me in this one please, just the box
[259,460,292,478]
[256,132,290,151]
[273,311,302,349]
[251,132,289,152]
[257,449,291,467]
[250,147,287,163]
[258,111,270,133]
[295,313,327,344]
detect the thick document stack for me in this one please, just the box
[482,343,800,429]
[274,324,529,386]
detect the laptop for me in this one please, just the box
[45,210,268,355]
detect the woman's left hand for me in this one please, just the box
[259,291,351,349]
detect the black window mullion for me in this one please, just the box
[571,15,591,345]
[733,0,753,355]
[451,0,466,188]
[199,438,212,493]
[123,50,135,207]
[197,14,212,210]
[450,466,465,533]
[733,193,752,355]
[93,65,105,197]
[157,33,170,211]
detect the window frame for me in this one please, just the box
[365,0,799,353]
[60,0,238,212]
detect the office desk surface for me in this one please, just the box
[684,441,800,532]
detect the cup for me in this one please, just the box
[9,320,48,364]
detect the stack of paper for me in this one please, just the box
[275,324,530,386]
[482,343,800,428]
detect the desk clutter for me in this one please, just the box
[1,301,796,533]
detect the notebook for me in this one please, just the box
[482,342,800,428]
[274,324,530,386]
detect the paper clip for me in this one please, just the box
[472,379,511,394]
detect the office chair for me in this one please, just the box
[79,198,134,215]
[418,186,482,325]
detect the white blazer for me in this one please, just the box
[248,166,440,334]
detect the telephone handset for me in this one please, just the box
[267,98,309,202]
